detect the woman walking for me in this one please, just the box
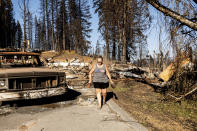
[88,56,114,109]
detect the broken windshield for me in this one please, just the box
[0,52,42,68]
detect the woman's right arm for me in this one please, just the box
[88,65,96,84]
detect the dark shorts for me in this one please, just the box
[93,82,109,89]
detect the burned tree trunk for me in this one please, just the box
[146,0,197,31]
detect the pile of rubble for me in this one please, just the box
[44,57,91,89]
[45,56,160,88]
[47,58,89,69]
[47,57,157,79]
[109,63,157,80]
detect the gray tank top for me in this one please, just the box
[93,64,109,83]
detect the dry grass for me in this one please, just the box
[109,79,197,131]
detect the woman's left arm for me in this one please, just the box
[105,64,113,83]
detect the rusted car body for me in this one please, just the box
[0,51,67,104]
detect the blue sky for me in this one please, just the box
[12,0,169,56]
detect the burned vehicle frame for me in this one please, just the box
[0,51,67,105]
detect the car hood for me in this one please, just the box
[0,67,65,78]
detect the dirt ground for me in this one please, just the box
[109,79,197,131]
[41,50,94,63]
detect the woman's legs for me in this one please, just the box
[95,88,102,108]
[101,88,107,105]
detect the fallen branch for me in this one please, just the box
[167,85,197,101]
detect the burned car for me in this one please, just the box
[0,51,67,105]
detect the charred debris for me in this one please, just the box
[42,50,197,102]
